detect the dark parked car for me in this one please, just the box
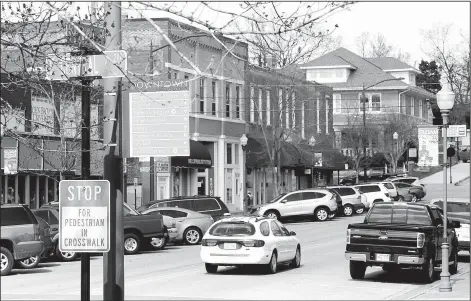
[345,202,460,283]
[1,204,44,276]
[393,182,426,202]
[16,216,54,269]
[137,196,231,222]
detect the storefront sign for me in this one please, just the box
[59,180,110,252]
[155,157,170,172]
[3,149,18,175]
[32,96,55,135]
[418,127,439,167]
[129,81,190,157]
[445,125,467,138]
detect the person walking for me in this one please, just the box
[243,191,253,215]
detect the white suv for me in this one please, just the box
[354,184,392,209]
[253,189,338,222]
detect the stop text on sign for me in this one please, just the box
[59,180,110,253]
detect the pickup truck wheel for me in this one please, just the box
[1,247,14,276]
[349,261,366,279]
[421,257,435,283]
[183,227,202,245]
[205,263,218,273]
[315,208,329,221]
[55,247,77,262]
[343,205,354,216]
[17,255,40,269]
[450,246,458,275]
[124,233,141,255]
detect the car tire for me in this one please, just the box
[397,196,405,202]
[205,263,218,274]
[349,261,366,279]
[343,205,354,217]
[1,247,14,276]
[265,210,280,220]
[149,236,167,251]
[411,194,418,203]
[290,246,301,269]
[450,246,458,275]
[314,207,329,221]
[124,233,141,255]
[55,246,78,262]
[183,227,202,245]
[17,255,40,269]
[266,251,278,274]
[421,257,436,283]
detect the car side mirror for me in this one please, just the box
[289,231,296,236]
[451,221,461,228]
[223,213,231,217]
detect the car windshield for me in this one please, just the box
[267,193,287,204]
[209,222,256,236]
[366,204,431,225]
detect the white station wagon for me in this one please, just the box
[200,216,301,274]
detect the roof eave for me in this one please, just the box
[300,65,357,70]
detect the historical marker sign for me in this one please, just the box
[129,84,190,157]
[59,180,110,253]
[444,125,467,138]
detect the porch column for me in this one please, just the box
[53,178,58,202]
[14,175,19,203]
[35,176,40,209]
[217,137,226,203]
[239,143,245,211]
[25,175,30,207]
[44,176,49,204]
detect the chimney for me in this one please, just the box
[266,54,277,69]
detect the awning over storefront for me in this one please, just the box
[172,140,212,168]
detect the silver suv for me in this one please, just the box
[327,186,366,216]
[252,189,338,222]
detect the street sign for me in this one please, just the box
[129,90,190,157]
[59,180,110,253]
[444,125,467,138]
[447,147,456,158]
[409,148,417,158]
[46,50,127,80]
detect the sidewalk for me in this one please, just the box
[410,269,470,300]
[421,163,470,185]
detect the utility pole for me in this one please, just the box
[149,41,155,202]
[102,2,124,301]
[361,87,368,183]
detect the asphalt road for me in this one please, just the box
[1,203,469,300]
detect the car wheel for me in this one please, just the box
[397,196,405,202]
[17,255,40,269]
[55,247,77,262]
[266,252,278,274]
[411,194,418,203]
[183,227,202,245]
[450,246,458,275]
[124,233,141,255]
[150,236,167,250]
[265,210,280,220]
[343,205,354,217]
[290,246,301,269]
[349,261,366,279]
[1,247,14,276]
[205,263,218,274]
[315,207,328,221]
[421,257,435,283]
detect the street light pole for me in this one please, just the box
[393,132,398,173]
[436,79,455,293]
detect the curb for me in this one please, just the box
[454,176,470,186]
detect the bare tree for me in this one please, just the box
[355,32,411,64]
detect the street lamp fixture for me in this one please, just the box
[436,79,455,293]
[240,134,248,151]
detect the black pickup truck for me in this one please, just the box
[345,202,461,283]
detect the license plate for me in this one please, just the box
[376,253,390,262]
[224,243,237,250]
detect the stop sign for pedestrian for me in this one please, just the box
[59,180,110,253]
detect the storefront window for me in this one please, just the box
[225,168,233,204]
[226,143,232,164]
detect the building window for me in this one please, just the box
[359,93,369,111]
[235,86,240,119]
[325,95,329,134]
[291,92,296,130]
[211,81,216,116]
[266,90,271,125]
[250,86,255,123]
[400,95,406,114]
[316,96,320,133]
[234,145,239,164]
[258,88,263,124]
[419,98,423,118]
[199,78,205,114]
[278,88,283,127]
[184,74,189,80]
[333,94,342,114]
[411,97,415,116]
[301,100,305,139]
[226,143,232,164]
[371,94,381,112]
[174,72,178,79]
[225,83,230,118]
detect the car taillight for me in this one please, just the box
[242,240,265,247]
[347,229,351,244]
[417,233,425,248]
[357,195,361,200]
[202,239,218,246]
